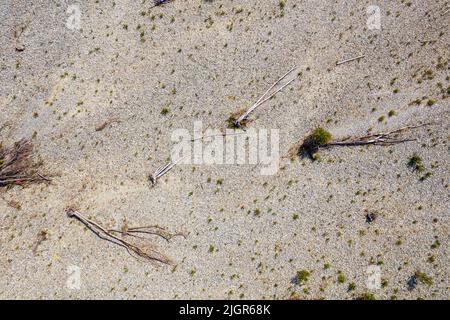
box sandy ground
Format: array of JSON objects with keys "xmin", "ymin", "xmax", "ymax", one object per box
[{"xmin": 0, "ymin": 0, "xmax": 449, "ymax": 299}]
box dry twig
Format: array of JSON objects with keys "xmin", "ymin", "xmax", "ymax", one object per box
[
  {"xmin": 95, "ymin": 118, "xmax": 121, "ymax": 132},
  {"xmin": 336, "ymin": 55, "xmax": 365, "ymax": 66},
  {"xmin": 150, "ymin": 130, "xmax": 249, "ymax": 185},
  {"xmin": 67, "ymin": 208, "xmax": 182, "ymax": 264},
  {"xmin": 32, "ymin": 230, "xmax": 48, "ymax": 255},
  {"xmin": 190, "ymin": 130, "xmax": 248, "ymax": 142}
]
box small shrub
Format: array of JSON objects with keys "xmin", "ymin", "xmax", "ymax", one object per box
[
  {"xmin": 347, "ymin": 282, "xmax": 356, "ymax": 291},
  {"xmin": 337, "ymin": 274, "xmax": 347, "ymax": 284},
  {"xmin": 420, "ymin": 172, "xmax": 432, "ymax": 181},
  {"xmin": 296, "ymin": 270, "xmax": 310, "ymax": 284},
  {"xmin": 430, "ymin": 239, "xmax": 440, "ymax": 249},
  {"xmin": 299, "ymin": 128, "xmax": 332, "ymax": 159},
  {"xmin": 357, "ymin": 292, "xmax": 376, "ymax": 300},
  {"xmin": 407, "ymin": 154, "xmax": 424, "ymax": 172},
  {"xmin": 227, "ymin": 109, "xmax": 249, "ymax": 129},
  {"xmin": 310, "ymin": 128, "xmax": 332, "ymax": 145}
]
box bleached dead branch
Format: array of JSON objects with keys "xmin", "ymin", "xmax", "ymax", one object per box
[
  {"xmin": 336, "ymin": 55, "xmax": 365, "ymax": 66},
  {"xmin": 67, "ymin": 208, "xmax": 183, "ymax": 265},
  {"xmin": 232, "ymin": 66, "xmax": 297, "ymax": 128},
  {"xmin": 324, "ymin": 124, "xmax": 431, "ymax": 148}
]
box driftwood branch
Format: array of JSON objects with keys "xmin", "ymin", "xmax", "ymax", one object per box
[
  {"xmin": 324, "ymin": 124, "xmax": 431, "ymax": 148},
  {"xmin": 295, "ymin": 123, "xmax": 433, "ymax": 160},
  {"xmin": 232, "ymin": 66, "xmax": 297, "ymax": 128},
  {"xmin": 109, "ymin": 223, "xmax": 186, "ymax": 242},
  {"xmin": 150, "ymin": 66, "xmax": 298, "ymax": 185},
  {"xmin": 149, "ymin": 155, "xmax": 188, "ymax": 185},
  {"xmin": 67, "ymin": 208, "xmax": 184, "ymax": 265}
]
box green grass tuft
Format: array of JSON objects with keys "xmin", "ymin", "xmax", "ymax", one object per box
[
  {"xmin": 415, "ymin": 271, "xmax": 433, "ymax": 286},
  {"xmin": 296, "ymin": 270, "xmax": 310, "ymax": 284}
]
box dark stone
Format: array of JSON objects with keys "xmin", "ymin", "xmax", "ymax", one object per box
[
  {"xmin": 154, "ymin": 0, "xmax": 169, "ymax": 6},
  {"xmin": 366, "ymin": 213, "xmax": 376, "ymax": 223},
  {"xmin": 407, "ymin": 275, "xmax": 418, "ymax": 291}
]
